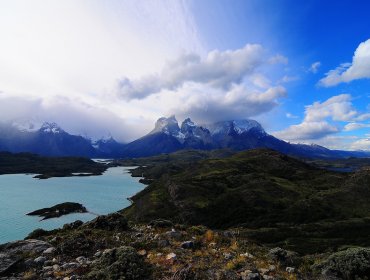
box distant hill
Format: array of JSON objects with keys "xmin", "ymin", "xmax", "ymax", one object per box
[{"xmin": 0, "ymin": 151, "xmax": 107, "ymax": 178}]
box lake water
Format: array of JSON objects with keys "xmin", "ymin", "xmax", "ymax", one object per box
[{"xmin": 0, "ymin": 167, "xmax": 144, "ymax": 244}]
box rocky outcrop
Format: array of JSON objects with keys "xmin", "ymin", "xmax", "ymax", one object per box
[{"xmin": 0, "ymin": 239, "xmax": 50, "ymax": 276}]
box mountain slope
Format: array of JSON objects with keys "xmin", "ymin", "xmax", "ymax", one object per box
[
  {"xmin": 124, "ymin": 148, "xmax": 370, "ymax": 228},
  {"xmin": 0, "ymin": 122, "xmax": 124, "ymax": 157}
]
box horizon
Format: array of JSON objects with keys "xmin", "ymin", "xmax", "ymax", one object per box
[{"xmin": 0, "ymin": 0, "xmax": 369, "ymax": 150}]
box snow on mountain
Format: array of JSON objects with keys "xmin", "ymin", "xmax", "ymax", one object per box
[
  {"xmin": 232, "ymin": 120, "xmax": 266, "ymax": 135},
  {"xmin": 40, "ymin": 122, "xmax": 64, "ymax": 134},
  {"xmin": 150, "ymin": 115, "xmax": 186, "ymax": 142},
  {"xmin": 206, "ymin": 119, "xmax": 266, "ymax": 136}
]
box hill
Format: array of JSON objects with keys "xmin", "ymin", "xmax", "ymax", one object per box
[
  {"xmin": 123, "ymin": 149, "xmax": 370, "ymax": 253},
  {"xmin": 0, "ymin": 151, "xmax": 107, "ymax": 178}
]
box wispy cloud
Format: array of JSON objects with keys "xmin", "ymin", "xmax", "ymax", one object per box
[{"xmin": 308, "ymin": 61, "xmax": 321, "ymax": 73}]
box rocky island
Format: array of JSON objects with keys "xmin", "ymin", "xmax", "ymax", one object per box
[{"xmin": 27, "ymin": 202, "xmax": 88, "ymax": 220}]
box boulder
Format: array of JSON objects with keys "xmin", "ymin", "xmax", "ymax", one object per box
[
  {"xmin": 181, "ymin": 241, "xmax": 194, "ymax": 249},
  {"xmin": 267, "ymin": 247, "xmax": 300, "ymax": 267},
  {"xmin": 0, "ymin": 239, "xmax": 50, "ymax": 276}
]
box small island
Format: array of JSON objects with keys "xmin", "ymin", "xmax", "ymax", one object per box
[{"xmin": 26, "ymin": 202, "xmax": 87, "ymax": 220}]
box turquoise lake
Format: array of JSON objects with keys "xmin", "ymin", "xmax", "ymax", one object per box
[{"xmin": 0, "ymin": 167, "xmax": 144, "ymax": 244}]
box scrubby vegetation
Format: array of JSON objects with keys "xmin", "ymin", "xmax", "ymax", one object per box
[{"xmin": 123, "ymin": 149, "xmax": 370, "ymax": 253}]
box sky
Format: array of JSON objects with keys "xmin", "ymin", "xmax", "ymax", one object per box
[{"xmin": 0, "ymin": 0, "xmax": 369, "ymax": 150}]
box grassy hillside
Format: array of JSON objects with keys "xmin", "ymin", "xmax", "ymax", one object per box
[{"xmin": 123, "ymin": 148, "xmax": 370, "ymax": 253}]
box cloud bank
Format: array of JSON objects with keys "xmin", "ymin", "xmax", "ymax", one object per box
[{"xmin": 116, "ymin": 44, "xmax": 267, "ymax": 100}]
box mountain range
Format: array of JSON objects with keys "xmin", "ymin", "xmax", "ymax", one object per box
[{"xmin": 0, "ymin": 117, "xmax": 369, "ymax": 159}]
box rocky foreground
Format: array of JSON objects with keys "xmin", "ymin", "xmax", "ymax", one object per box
[{"xmin": 1, "ymin": 213, "xmax": 370, "ymax": 280}]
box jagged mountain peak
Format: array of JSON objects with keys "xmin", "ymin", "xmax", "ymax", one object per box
[
  {"xmin": 150, "ymin": 115, "xmax": 181, "ymax": 136},
  {"xmin": 206, "ymin": 119, "xmax": 266, "ymax": 136},
  {"xmin": 40, "ymin": 122, "xmax": 64, "ymax": 134}
]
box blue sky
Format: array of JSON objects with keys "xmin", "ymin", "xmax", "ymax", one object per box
[{"xmin": 0, "ymin": 0, "xmax": 369, "ymax": 149}]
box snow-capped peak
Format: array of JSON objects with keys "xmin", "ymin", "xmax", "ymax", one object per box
[
  {"xmin": 182, "ymin": 118, "xmax": 196, "ymax": 127},
  {"xmin": 150, "ymin": 115, "xmax": 180, "ymax": 135},
  {"xmin": 232, "ymin": 120, "xmax": 265, "ymax": 135},
  {"xmin": 40, "ymin": 122, "xmax": 63, "ymax": 134},
  {"xmin": 207, "ymin": 119, "xmax": 266, "ymax": 136}
]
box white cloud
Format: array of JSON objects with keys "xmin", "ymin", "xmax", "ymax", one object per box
[
  {"xmin": 273, "ymin": 121, "xmax": 338, "ymax": 141},
  {"xmin": 344, "ymin": 122, "xmax": 370, "ymax": 131},
  {"xmin": 269, "ymin": 54, "xmax": 289, "ymax": 65},
  {"xmin": 350, "ymin": 138, "xmax": 370, "ymax": 151},
  {"xmin": 280, "ymin": 75, "xmax": 299, "ymax": 83},
  {"xmin": 0, "ymin": 0, "xmax": 208, "ymax": 141},
  {"xmin": 173, "ymin": 84, "xmax": 287, "ymax": 123},
  {"xmin": 0, "ymin": 95, "xmax": 136, "ymax": 142},
  {"xmin": 286, "ymin": 113, "xmax": 298, "ymax": 119},
  {"xmin": 308, "ymin": 61, "xmax": 321, "ymax": 73},
  {"xmin": 304, "ymin": 94, "xmax": 358, "ymax": 122},
  {"xmin": 319, "ymin": 39, "xmax": 370, "ymax": 86},
  {"xmin": 274, "ymin": 94, "xmax": 369, "ymax": 143},
  {"xmin": 116, "ymin": 44, "xmax": 266, "ymax": 100}
]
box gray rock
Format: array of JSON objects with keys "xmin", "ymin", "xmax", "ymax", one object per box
[
  {"xmin": 286, "ymin": 266, "xmax": 295, "ymax": 273},
  {"xmin": 0, "ymin": 239, "xmax": 50, "ymax": 255},
  {"xmin": 181, "ymin": 241, "xmax": 194, "ymax": 249},
  {"xmin": 267, "ymin": 247, "xmax": 300, "ymax": 267},
  {"xmin": 43, "ymin": 247, "xmax": 56, "ymax": 254},
  {"xmin": 223, "ymin": 252, "xmax": 233, "ymax": 260},
  {"xmin": 34, "ymin": 256, "xmax": 47, "ymax": 264},
  {"xmin": 157, "ymin": 239, "xmax": 170, "ymax": 248},
  {"xmin": 53, "ymin": 264, "xmax": 60, "ymax": 271},
  {"xmin": 247, "ymin": 272, "xmax": 260, "ymax": 280},
  {"xmin": 0, "ymin": 239, "xmax": 51, "ymax": 274},
  {"xmin": 0, "ymin": 253, "xmax": 19, "ymax": 275},
  {"xmin": 42, "ymin": 265, "xmax": 53, "ymax": 272},
  {"xmin": 44, "ymin": 260, "xmax": 53, "ymax": 266},
  {"xmin": 259, "ymin": 268, "xmax": 269, "ymax": 274},
  {"xmin": 166, "ymin": 252, "xmax": 177, "ymax": 261},
  {"xmin": 94, "ymin": 251, "xmax": 102, "ymax": 258},
  {"xmin": 24, "ymin": 258, "xmax": 35, "ymax": 268},
  {"xmin": 76, "ymin": 256, "xmax": 88, "ymax": 265},
  {"xmin": 165, "ymin": 229, "xmax": 182, "ymax": 239},
  {"xmin": 61, "ymin": 262, "xmax": 80, "ymax": 270}
]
